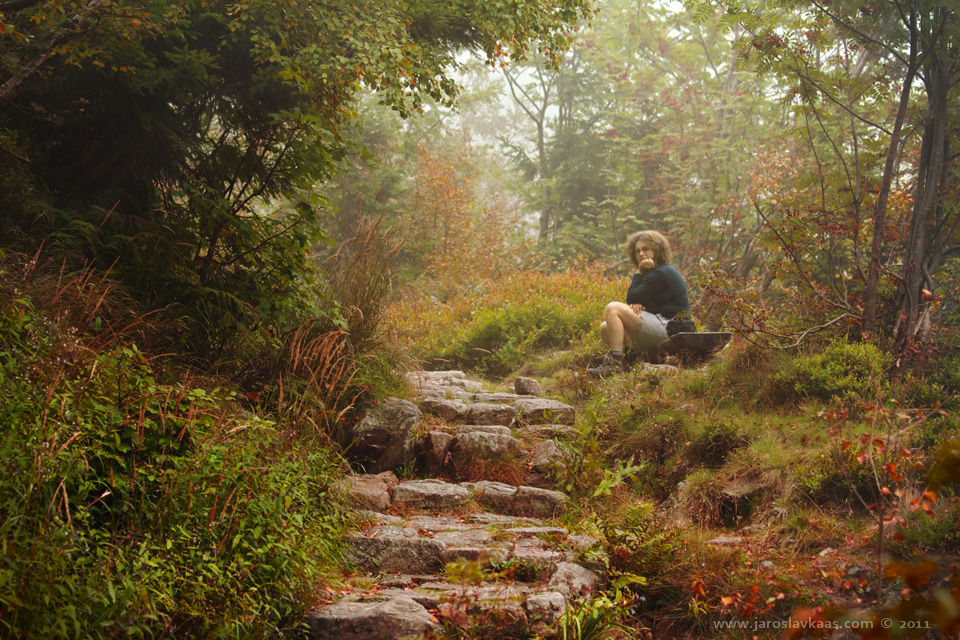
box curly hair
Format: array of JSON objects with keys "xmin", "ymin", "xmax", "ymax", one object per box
[{"xmin": 625, "ymin": 230, "xmax": 672, "ymax": 267}]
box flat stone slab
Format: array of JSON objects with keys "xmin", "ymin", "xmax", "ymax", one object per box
[
  {"xmin": 366, "ymin": 525, "xmax": 418, "ymax": 538},
  {"xmin": 510, "ymin": 546, "xmax": 566, "ymax": 571},
  {"xmin": 345, "ymin": 534, "xmax": 445, "ymax": 574},
  {"xmin": 392, "ymin": 480, "xmax": 471, "ymax": 510},
  {"xmin": 436, "ymin": 584, "xmax": 529, "ymax": 625},
  {"xmin": 334, "ymin": 473, "xmax": 398, "ymax": 512},
  {"xmin": 504, "ymin": 526, "xmax": 568, "ymax": 538},
  {"xmin": 405, "ymin": 516, "xmax": 471, "ymax": 532},
  {"xmin": 374, "ymin": 588, "xmax": 445, "ymax": 610},
  {"xmin": 418, "ymin": 388, "xmax": 474, "ymax": 401},
  {"xmin": 462, "ymin": 481, "xmax": 568, "ymax": 518},
  {"xmin": 407, "ymin": 371, "xmax": 484, "ymax": 393},
  {"xmin": 433, "ymin": 529, "xmax": 495, "ymax": 546},
  {"xmin": 441, "ymin": 546, "xmax": 509, "ymax": 565},
  {"xmin": 707, "ymin": 535, "xmax": 743, "ymax": 546},
  {"xmin": 417, "ymin": 397, "xmax": 469, "ymax": 422},
  {"xmin": 309, "ymin": 596, "xmax": 438, "ymax": 640},
  {"xmin": 457, "ymin": 425, "xmax": 513, "ymax": 436},
  {"xmin": 465, "ymin": 402, "xmax": 517, "ymax": 426},
  {"xmin": 524, "ymin": 425, "xmax": 576, "ymax": 438},
  {"xmin": 378, "ymin": 575, "xmax": 417, "ymax": 588},
  {"xmin": 471, "ymin": 392, "xmax": 529, "ymax": 403},
  {"xmin": 356, "ymin": 511, "xmax": 404, "ymax": 526},
  {"xmin": 451, "ymin": 431, "xmax": 521, "ymax": 461},
  {"xmin": 512, "ymin": 398, "xmax": 575, "ymax": 425},
  {"xmin": 465, "ymin": 513, "xmax": 544, "ymax": 527},
  {"xmin": 547, "ymin": 562, "xmax": 602, "ymax": 601}
]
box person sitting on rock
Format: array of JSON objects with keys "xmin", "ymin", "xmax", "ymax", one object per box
[{"xmin": 587, "ymin": 230, "xmax": 693, "ymax": 377}]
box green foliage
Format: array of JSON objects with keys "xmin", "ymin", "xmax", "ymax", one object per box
[
  {"xmin": 683, "ymin": 418, "xmax": 752, "ymax": 468},
  {"xmin": 0, "ymin": 0, "xmax": 593, "ymax": 362},
  {"xmin": 258, "ymin": 217, "xmax": 410, "ymax": 441},
  {"xmin": 773, "ymin": 340, "xmax": 892, "ymax": 405},
  {"xmin": 387, "ymin": 264, "xmax": 619, "ymax": 377},
  {"xmin": 934, "ymin": 353, "xmax": 960, "ymax": 399},
  {"xmin": 0, "ymin": 290, "xmax": 347, "ymax": 638},
  {"xmin": 553, "ymin": 590, "xmax": 636, "ymax": 640},
  {"xmin": 687, "ymin": 342, "xmax": 793, "ymax": 408},
  {"xmin": 892, "ymin": 496, "xmax": 960, "ymax": 558},
  {"xmin": 601, "ymin": 503, "xmax": 676, "ymax": 584}
]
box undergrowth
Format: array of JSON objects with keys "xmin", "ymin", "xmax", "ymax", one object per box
[
  {"xmin": 0, "ymin": 252, "xmax": 354, "ymax": 638},
  {"xmin": 385, "ymin": 263, "xmax": 619, "ymax": 377}
]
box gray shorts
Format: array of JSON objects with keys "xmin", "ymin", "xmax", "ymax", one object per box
[{"xmin": 633, "ymin": 311, "xmax": 669, "ymax": 350}]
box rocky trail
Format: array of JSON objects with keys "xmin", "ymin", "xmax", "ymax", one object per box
[{"xmin": 308, "ymin": 371, "xmax": 606, "ymax": 640}]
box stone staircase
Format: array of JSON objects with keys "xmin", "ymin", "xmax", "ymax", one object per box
[{"xmin": 308, "ymin": 371, "xmax": 604, "ymax": 640}]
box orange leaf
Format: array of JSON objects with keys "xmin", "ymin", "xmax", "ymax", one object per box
[{"xmin": 884, "ymin": 560, "xmax": 938, "ymax": 590}]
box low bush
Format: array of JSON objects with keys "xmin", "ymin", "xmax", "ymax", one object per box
[
  {"xmin": 601, "ymin": 502, "xmax": 677, "ymax": 583},
  {"xmin": 892, "ymin": 496, "xmax": 960, "ymax": 558},
  {"xmin": 773, "ymin": 340, "xmax": 892, "ymax": 406},
  {"xmin": 0, "ymin": 269, "xmax": 347, "ymax": 638},
  {"xmin": 683, "ymin": 418, "xmax": 752, "ymax": 468}
]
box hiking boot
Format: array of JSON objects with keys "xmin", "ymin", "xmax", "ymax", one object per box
[{"xmin": 586, "ymin": 352, "xmax": 626, "ymax": 378}]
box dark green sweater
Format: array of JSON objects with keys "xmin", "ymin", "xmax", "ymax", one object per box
[{"xmin": 626, "ymin": 264, "xmax": 690, "ymax": 319}]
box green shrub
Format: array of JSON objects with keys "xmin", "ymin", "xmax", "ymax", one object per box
[
  {"xmin": 934, "ymin": 353, "xmax": 960, "ymax": 404},
  {"xmin": 601, "ymin": 503, "xmax": 677, "ymax": 587},
  {"xmin": 0, "ymin": 293, "xmax": 346, "ymax": 638},
  {"xmin": 773, "ymin": 340, "xmax": 892, "ymax": 406},
  {"xmin": 892, "ymin": 496, "xmax": 960, "ymax": 558},
  {"xmin": 683, "ymin": 418, "xmax": 752, "ymax": 468}
]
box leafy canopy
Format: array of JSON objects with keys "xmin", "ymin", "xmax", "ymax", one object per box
[{"xmin": 0, "ymin": 0, "xmax": 593, "ymax": 358}]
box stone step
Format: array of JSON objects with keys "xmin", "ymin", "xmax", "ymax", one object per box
[
  {"xmin": 417, "ymin": 394, "xmax": 576, "ymax": 427},
  {"xmin": 343, "ymin": 509, "xmax": 601, "ymax": 575},
  {"xmin": 461, "ymin": 481, "xmax": 568, "ymax": 519},
  {"xmin": 338, "ymin": 476, "xmax": 571, "ymax": 518},
  {"xmin": 422, "ymin": 424, "xmax": 569, "ymax": 486},
  {"xmin": 309, "ymin": 596, "xmax": 438, "ymax": 640},
  {"xmin": 310, "ymin": 564, "xmax": 598, "ymax": 640},
  {"xmin": 317, "ymin": 371, "xmax": 597, "ymax": 639}
]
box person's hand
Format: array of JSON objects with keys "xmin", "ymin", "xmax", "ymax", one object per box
[
  {"xmin": 629, "ymin": 304, "xmax": 644, "ymax": 316},
  {"xmin": 637, "ymin": 258, "xmax": 655, "ymax": 274}
]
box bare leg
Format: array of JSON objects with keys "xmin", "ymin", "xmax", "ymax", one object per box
[{"xmin": 599, "ymin": 302, "xmax": 643, "ymax": 351}]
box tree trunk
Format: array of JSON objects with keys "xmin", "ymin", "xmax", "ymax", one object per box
[
  {"xmin": 895, "ymin": 39, "xmax": 950, "ymax": 351},
  {"xmin": 862, "ymin": 6, "xmax": 917, "ymax": 338}
]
